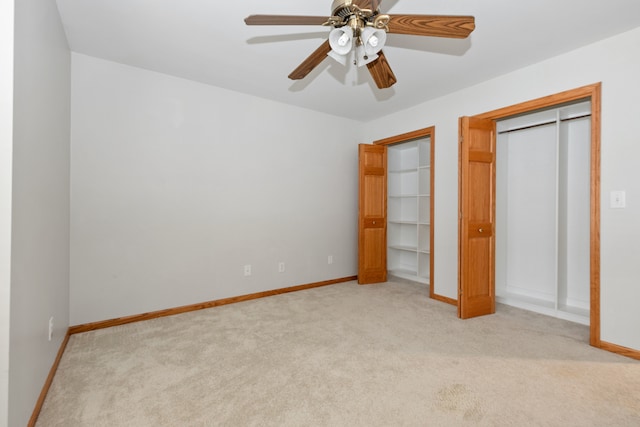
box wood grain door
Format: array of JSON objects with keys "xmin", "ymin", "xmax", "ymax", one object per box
[
  {"xmin": 358, "ymin": 144, "xmax": 387, "ymax": 284},
  {"xmin": 458, "ymin": 117, "xmax": 496, "ymax": 318}
]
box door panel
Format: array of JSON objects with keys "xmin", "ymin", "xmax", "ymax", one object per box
[
  {"xmin": 459, "ymin": 117, "xmax": 496, "ymax": 318},
  {"xmin": 358, "ymin": 144, "xmax": 387, "ymax": 284}
]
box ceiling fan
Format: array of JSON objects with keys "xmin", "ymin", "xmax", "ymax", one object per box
[{"xmin": 245, "ymin": 0, "xmax": 475, "ymax": 89}]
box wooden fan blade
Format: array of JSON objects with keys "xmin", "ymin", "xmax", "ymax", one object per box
[
  {"xmin": 245, "ymin": 15, "xmax": 329, "ymax": 26},
  {"xmin": 367, "ymin": 51, "xmax": 397, "ymax": 89},
  {"xmin": 387, "ymin": 15, "xmax": 475, "ymax": 38},
  {"xmin": 288, "ymin": 40, "xmax": 332, "ymax": 80}
]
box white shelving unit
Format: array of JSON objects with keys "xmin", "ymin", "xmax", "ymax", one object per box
[{"xmin": 387, "ymin": 138, "xmax": 430, "ymax": 284}]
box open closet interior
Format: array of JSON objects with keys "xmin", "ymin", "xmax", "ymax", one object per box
[
  {"xmin": 496, "ymin": 100, "xmax": 591, "ymax": 325},
  {"xmin": 386, "ymin": 136, "xmax": 431, "ymax": 284}
]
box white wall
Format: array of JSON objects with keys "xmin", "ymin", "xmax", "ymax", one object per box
[
  {"xmin": 362, "ymin": 27, "xmax": 640, "ymax": 351},
  {"xmin": 70, "ymin": 54, "xmax": 361, "ymax": 325},
  {"xmin": 0, "ymin": 0, "xmax": 15, "ymax": 423},
  {"xmin": 9, "ymin": 0, "xmax": 71, "ymax": 425},
  {"xmin": 497, "ymin": 123, "xmax": 558, "ymax": 302}
]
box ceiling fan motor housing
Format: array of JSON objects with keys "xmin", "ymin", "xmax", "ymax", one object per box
[
  {"xmin": 330, "ymin": 0, "xmax": 388, "ymax": 34},
  {"xmin": 332, "ymin": 0, "xmax": 378, "ymax": 19},
  {"xmin": 332, "ymin": 0, "xmax": 356, "ymax": 18}
]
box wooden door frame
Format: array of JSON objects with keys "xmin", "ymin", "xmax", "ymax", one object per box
[
  {"xmin": 465, "ymin": 83, "xmax": 601, "ymax": 347},
  {"xmin": 373, "ymin": 127, "xmax": 438, "ymax": 301}
]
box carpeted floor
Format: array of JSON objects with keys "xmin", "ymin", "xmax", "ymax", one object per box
[{"xmin": 36, "ymin": 280, "xmax": 640, "ymax": 426}]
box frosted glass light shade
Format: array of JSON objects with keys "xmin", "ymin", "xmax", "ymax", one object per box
[
  {"xmin": 328, "ymin": 49, "xmax": 354, "ymax": 66},
  {"xmin": 361, "ymin": 27, "xmax": 386, "ymax": 56},
  {"xmin": 329, "ymin": 27, "xmax": 354, "ymax": 55}
]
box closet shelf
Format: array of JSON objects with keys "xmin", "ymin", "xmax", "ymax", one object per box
[
  {"xmin": 389, "ymin": 267, "xmax": 418, "ymax": 276},
  {"xmin": 388, "ymin": 220, "xmax": 430, "ymax": 225},
  {"xmin": 389, "ymin": 244, "xmax": 418, "ymax": 252},
  {"xmin": 389, "ymin": 269, "xmax": 429, "ymax": 284},
  {"xmin": 389, "ymin": 168, "xmax": 418, "ymax": 174},
  {"xmin": 389, "ymin": 194, "xmax": 420, "ymax": 198}
]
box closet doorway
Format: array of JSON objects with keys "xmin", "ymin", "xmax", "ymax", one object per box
[
  {"xmin": 458, "ymin": 83, "xmax": 601, "ymax": 346},
  {"xmin": 496, "ymin": 100, "xmax": 591, "ymax": 325},
  {"xmin": 358, "ymin": 127, "xmax": 437, "ymax": 299}
]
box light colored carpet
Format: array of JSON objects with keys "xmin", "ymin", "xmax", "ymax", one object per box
[{"xmin": 37, "ymin": 280, "xmax": 640, "ymax": 426}]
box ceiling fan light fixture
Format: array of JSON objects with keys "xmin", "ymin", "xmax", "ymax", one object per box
[
  {"xmin": 328, "ymin": 26, "xmax": 354, "ymax": 55},
  {"xmin": 360, "ymin": 26, "xmax": 386, "ymax": 56},
  {"xmin": 244, "ymin": 1, "xmax": 475, "ymax": 89}
]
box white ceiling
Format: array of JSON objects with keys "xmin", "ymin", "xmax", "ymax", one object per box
[{"xmin": 56, "ymin": 0, "xmax": 640, "ymax": 122}]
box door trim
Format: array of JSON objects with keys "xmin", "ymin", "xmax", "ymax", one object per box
[
  {"xmin": 374, "ymin": 127, "xmax": 439, "ymax": 301},
  {"xmin": 466, "ymin": 83, "xmax": 601, "ymax": 347}
]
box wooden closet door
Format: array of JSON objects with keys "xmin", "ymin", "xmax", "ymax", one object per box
[
  {"xmin": 458, "ymin": 117, "xmax": 496, "ymax": 318},
  {"xmin": 358, "ymin": 144, "xmax": 387, "ymax": 284}
]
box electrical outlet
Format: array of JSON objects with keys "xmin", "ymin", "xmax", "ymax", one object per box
[
  {"xmin": 328, "ymin": 255, "xmax": 334, "ymax": 265},
  {"xmin": 278, "ymin": 262, "xmax": 285, "ymax": 273},
  {"xmin": 48, "ymin": 317, "xmax": 54, "ymax": 341},
  {"xmin": 244, "ymin": 265, "xmax": 252, "ymax": 276}
]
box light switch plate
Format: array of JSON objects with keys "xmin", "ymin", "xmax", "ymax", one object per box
[{"xmin": 610, "ymin": 190, "xmax": 626, "ymax": 209}]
